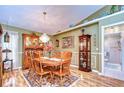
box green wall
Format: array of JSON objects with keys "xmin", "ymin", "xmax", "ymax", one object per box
[
  {"xmin": 53, "ymin": 27, "xmax": 82, "ymax": 52},
  {"xmin": 1, "ymin": 24, "xmax": 41, "ymax": 68},
  {"xmin": 84, "ymin": 23, "xmax": 99, "ymax": 70},
  {"xmin": 53, "ymin": 23, "xmax": 99, "ymax": 70}
]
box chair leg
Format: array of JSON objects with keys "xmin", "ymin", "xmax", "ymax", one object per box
[
  {"xmin": 67, "ymin": 74, "xmax": 71, "ymax": 83},
  {"xmin": 60, "ymin": 76, "xmax": 63, "ymax": 86},
  {"xmin": 32, "ymin": 72, "xmax": 37, "ymax": 81},
  {"xmin": 27, "ymin": 69, "xmax": 31, "ymax": 77},
  {"xmin": 40, "ymin": 76, "xmax": 43, "ymax": 87},
  {"xmin": 50, "ymin": 72, "xmax": 53, "ymax": 84}
]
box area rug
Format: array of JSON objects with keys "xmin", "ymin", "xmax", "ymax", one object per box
[{"xmin": 23, "ymin": 71, "xmax": 79, "ymax": 87}]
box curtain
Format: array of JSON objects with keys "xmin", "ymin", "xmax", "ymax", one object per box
[{"xmin": 2, "ymin": 31, "xmax": 19, "ymax": 69}]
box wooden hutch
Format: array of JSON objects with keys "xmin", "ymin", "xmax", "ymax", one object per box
[
  {"xmin": 79, "ymin": 34, "xmax": 91, "ymax": 72},
  {"xmin": 22, "ymin": 33, "xmax": 43, "ymax": 69}
]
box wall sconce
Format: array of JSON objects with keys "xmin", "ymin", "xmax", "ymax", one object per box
[
  {"xmin": 4, "ymin": 32, "xmax": 10, "ymax": 43},
  {"xmin": 0, "ymin": 25, "xmax": 3, "ymax": 36},
  {"xmin": 81, "ymin": 29, "xmax": 85, "ymax": 35}
]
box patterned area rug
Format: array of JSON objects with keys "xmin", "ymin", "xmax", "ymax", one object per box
[{"xmin": 23, "ymin": 71, "xmax": 79, "ymax": 87}]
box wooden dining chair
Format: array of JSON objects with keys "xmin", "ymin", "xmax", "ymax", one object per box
[
  {"xmin": 52, "ymin": 59, "xmax": 71, "ymax": 86},
  {"xmin": 52, "ymin": 51, "xmax": 72, "ymax": 86},
  {"xmin": 32, "ymin": 50, "xmax": 52, "ymax": 86},
  {"xmin": 61, "ymin": 51, "xmax": 72, "ymax": 61},
  {"xmin": 51, "ymin": 51, "xmax": 61, "ymax": 59},
  {"xmin": 26, "ymin": 49, "xmax": 36, "ymax": 79}
]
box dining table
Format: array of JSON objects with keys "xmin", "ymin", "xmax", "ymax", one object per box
[
  {"xmin": 41, "ymin": 57, "xmax": 64, "ymax": 84},
  {"xmin": 40, "ymin": 57, "xmax": 71, "ymax": 85},
  {"xmin": 41, "ymin": 57, "xmax": 63, "ymax": 67}
]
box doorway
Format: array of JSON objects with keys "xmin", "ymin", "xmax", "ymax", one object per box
[{"xmin": 102, "ymin": 22, "xmax": 124, "ymax": 81}]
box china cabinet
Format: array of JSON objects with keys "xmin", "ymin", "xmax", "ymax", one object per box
[
  {"xmin": 22, "ymin": 34, "xmax": 43, "ymax": 69},
  {"xmin": 79, "ymin": 34, "xmax": 91, "ymax": 72}
]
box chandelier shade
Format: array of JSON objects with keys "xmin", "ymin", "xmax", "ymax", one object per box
[{"xmin": 40, "ymin": 33, "xmax": 50, "ymax": 43}]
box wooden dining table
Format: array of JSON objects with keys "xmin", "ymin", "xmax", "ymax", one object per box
[{"xmin": 41, "ymin": 57, "xmax": 63, "ymax": 67}]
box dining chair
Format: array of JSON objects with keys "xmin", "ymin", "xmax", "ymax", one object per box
[
  {"xmin": 52, "ymin": 51, "xmax": 72, "ymax": 86},
  {"xmin": 26, "ymin": 49, "xmax": 36, "ymax": 79},
  {"xmin": 51, "ymin": 51, "xmax": 61, "ymax": 59},
  {"xmin": 32, "ymin": 50, "xmax": 52, "ymax": 86},
  {"xmin": 52, "ymin": 59, "xmax": 71, "ymax": 86},
  {"xmin": 61, "ymin": 51, "xmax": 72, "ymax": 61}
]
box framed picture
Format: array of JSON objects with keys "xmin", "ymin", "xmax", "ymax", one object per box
[{"xmin": 62, "ymin": 36, "xmax": 74, "ymax": 48}]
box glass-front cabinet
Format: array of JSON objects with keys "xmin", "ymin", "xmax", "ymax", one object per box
[{"xmin": 79, "ymin": 34, "xmax": 91, "ymax": 72}]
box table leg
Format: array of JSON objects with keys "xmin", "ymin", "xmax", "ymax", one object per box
[{"xmin": 11, "ymin": 60, "xmax": 13, "ymax": 72}]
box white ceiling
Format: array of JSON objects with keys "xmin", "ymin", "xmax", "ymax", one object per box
[{"xmin": 0, "ymin": 5, "xmax": 104, "ymax": 35}]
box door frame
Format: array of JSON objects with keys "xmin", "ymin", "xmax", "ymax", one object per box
[{"xmin": 101, "ymin": 21, "xmax": 124, "ymax": 75}]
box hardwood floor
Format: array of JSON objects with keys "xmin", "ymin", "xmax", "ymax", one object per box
[
  {"xmin": 71, "ymin": 68, "xmax": 124, "ymax": 87},
  {"xmin": 2, "ymin": 70, "xmax": 28, "ymax": 87},
  {"xmin": 2, "ymin": 67, "xmax": 124, "ymax": 87}
]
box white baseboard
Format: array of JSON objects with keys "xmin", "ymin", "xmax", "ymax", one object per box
[
  {"xmin": 98, "ymin": 72, "xmax": 103, "ymax": 75},
  {"xmin": 13, "ymin": 66, "xmax": 22, "ymax": 70},
  {"xmin": 70, "ymin": 64, "xmax": 104, "ymax": 76},
  {"xmin": 70, "ymin": 65, "xmax": 78, "ymax": 68},
  {"xmin": 92, "ymin": 69, "xmax": 97, "ymax": 72},
  {"xmin": 92, "ymin": 69, "xmax": 99, "ymax": 73}
]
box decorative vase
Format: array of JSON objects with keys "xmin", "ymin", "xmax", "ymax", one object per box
[{"xmin": 48, "ymin": 52, "xmax": 51, "ymax": 58}]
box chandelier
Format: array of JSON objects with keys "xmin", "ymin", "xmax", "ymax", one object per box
[
  {"xmin": 39, "ymin": 12, "xmax": 50, "ymax": 43},
  {"xmin": 40, "ymin": 33, "xmax": 50, "ymax": 43}
]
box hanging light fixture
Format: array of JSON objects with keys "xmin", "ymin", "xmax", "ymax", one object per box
[
  {"xmin": 39, "ymin": 12, "xmax": 50, "ymax": 43},
  {"xmin": 40, "ymin": 33, "xmax": 50, "ymax": 43}
]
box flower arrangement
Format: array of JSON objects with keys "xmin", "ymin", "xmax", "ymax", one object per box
[
  {"xmin": 44, "ymin": 41, "xmax": 54, "ymax": 57},
  {"xmin": 45, "ymin": 44, "xmax": 53, "ymax": 52}
]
